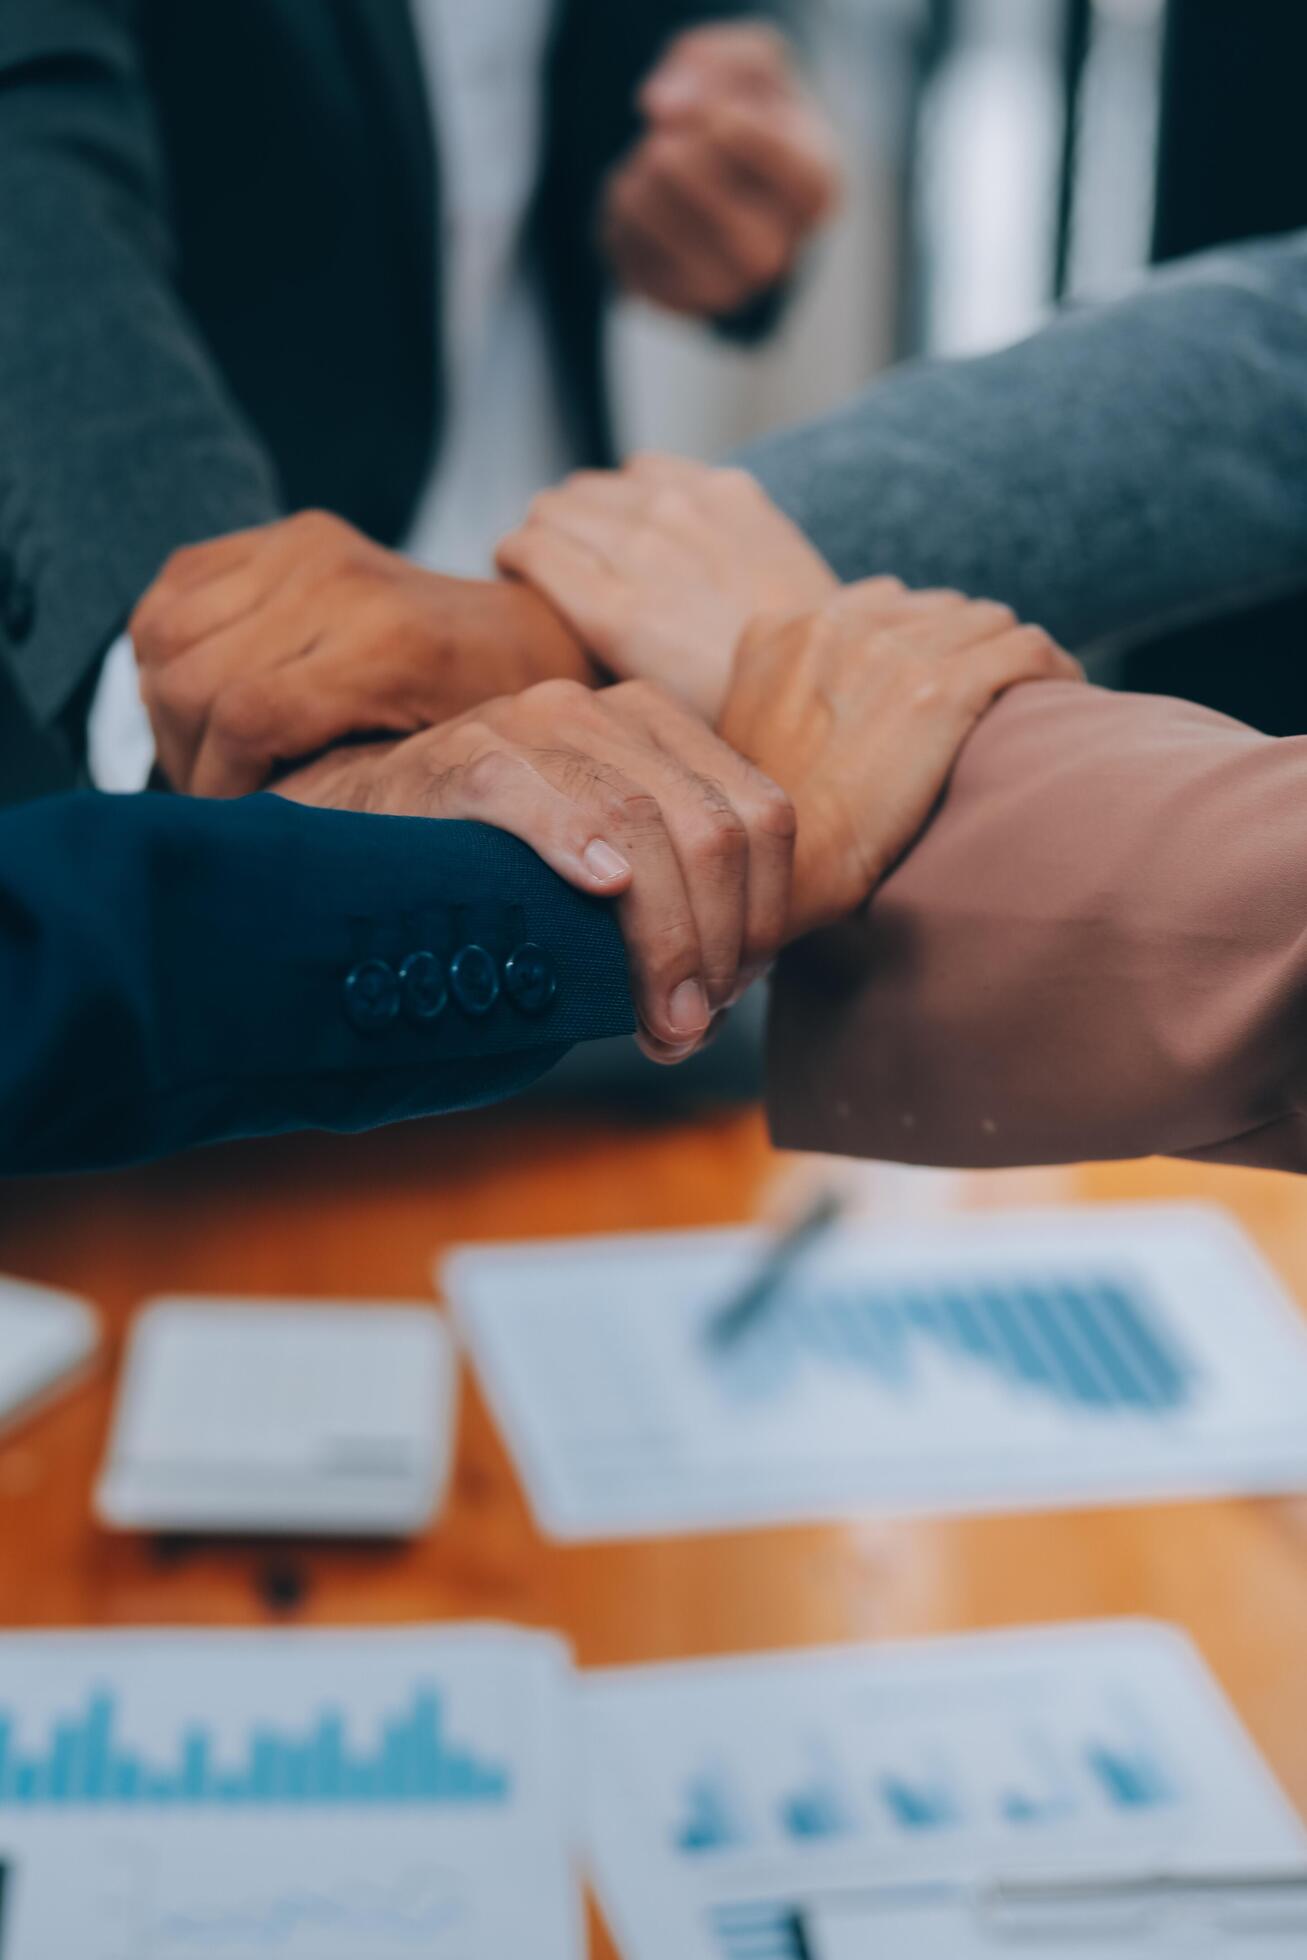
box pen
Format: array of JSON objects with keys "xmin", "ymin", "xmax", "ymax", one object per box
[{"xmin": 706, "ymin": 1185, "xmax": 847, "ymax": 1348}]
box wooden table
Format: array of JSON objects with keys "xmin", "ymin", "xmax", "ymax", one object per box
[{"xmin": 4, "ymin": 1104, "xmax": 1307, "ymax": 1954}]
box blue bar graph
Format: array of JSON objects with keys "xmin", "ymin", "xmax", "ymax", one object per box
[
  {"xmin": 1086, "ymin": 1736, "xmax": 1175, "ymax": 1811},
  {"xmin": 717, "ymin": 1266, "xmax": 1194, "ymax": 1415},
  {"xmin": 676, "ymin": 1767, "xmax": 749, "ymax": 1853},
  {"xmin": 0, "ymin": 1683, "xmax": 509, "ymax": 1809},
  {"xmin": 878, "ymin": 1766, "xmax": 962, "ymax": 1832},
  {"xmin": 780, "ymin": 1762, "xmax": 853, "ymax": 1841}
]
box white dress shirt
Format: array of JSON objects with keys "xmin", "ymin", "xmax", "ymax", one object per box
[{"xmin": 89, "ymin": 0, "xmax": 572, "ymax": 791}]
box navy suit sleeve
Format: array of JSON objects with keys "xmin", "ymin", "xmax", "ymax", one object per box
[{"xmin": 0, "ymin": 792, "xmax": 634, "ymax": 1175}]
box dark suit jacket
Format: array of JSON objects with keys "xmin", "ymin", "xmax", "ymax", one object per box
[
  {"xmin": 0, "ymin": 791, "xmax": 632, "ymax": 1175},
  {"xmin": 0, "ymin": 0, "xmax": 786, "ymax": 796}
]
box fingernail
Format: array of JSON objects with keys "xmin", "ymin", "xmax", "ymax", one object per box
[
  {"xmin": 668, "ymin": 977, "xmax": 709, "ymax": 1035},
  {"xmin": 583, "ymin": 839, "xmax": 631, "ymax": 884}
]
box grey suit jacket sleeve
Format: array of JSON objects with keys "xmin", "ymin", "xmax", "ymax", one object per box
[
  {"xmin": 739, "ymin": 232, "xmax": 1307, "ymax": 655},
  {"xmin": 766, "ymin": 681, "xmax": 1307, "ymax": 1174},
  {"xmin": 0, "ymin": 0, "xmax": 280, "ymax": 732}
]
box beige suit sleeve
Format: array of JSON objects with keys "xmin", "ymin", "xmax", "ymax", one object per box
[{"xmin": 766, "ymin": 681, "xmax": 1307, "ymax": 1172}]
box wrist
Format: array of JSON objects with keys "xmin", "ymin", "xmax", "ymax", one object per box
[{"xmin": 494, "ymin": 579, "xmax": 602, "ymax": 691}]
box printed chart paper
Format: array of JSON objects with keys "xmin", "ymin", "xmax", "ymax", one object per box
[
  {"xmin": 447, "ymin": 1205, "xmax": 1307, "ymax": 1539},
  {"xmin": 0, "ymin": 1626, "xmax": 578, "ymax": 1960},
  {"xmin": 582, "ymin": 1621, "xmax": 1304, "ymax": 1960}
]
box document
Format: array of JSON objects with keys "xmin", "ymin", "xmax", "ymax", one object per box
[
  {"xmin": 96, "ymin": 1297, "xmax": 457, "ymax": 1536},
  {"xmin": 581, "ymin": 1621, "xmax": 1304, "ymax": 1960},
  {"xmin": 446, "ymin": 1204, "xmax": 1307, "ymax": 1539},
  {"xmin": 0, "ymin": 1625, "xmax": 578, "ymax": 1960}
]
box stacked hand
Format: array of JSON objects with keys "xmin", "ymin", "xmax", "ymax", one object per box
[
  {"xmin": 499, "ymin": 455, "xmax": 1083, "ymax": 936},
  {"xmin": 131, "ymin": 461, "xmax": 1082, "ymax": 1066},
  {"xmin": 276, "ymin": 679, "xmax": 796, "ymax": 1064},
  {"xmin": 600, "ymin": 24, "xmax": 841, "ymax": 319},
  {"xmin": 132, "ymin": 511, "xmax": 597, "ymax": 797}
]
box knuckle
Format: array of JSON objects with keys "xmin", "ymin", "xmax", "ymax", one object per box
[
  {"xmin": 649, "ymin": 487, "xmax": 694, "ymax": 527},
  {"xmin": 1008, "ymin": 622, "xmax": 1059, "ymax": 665},
  {"xmin": 210, "ymin": 676, "xmax": 277, "ymax": 751},
  {"xmin": 964, "ymin": 598, "xmax": 1017, "ymax": 634},
  {"xmin": 527, "ymin": 675, "xmax": 592, "ymax": 718},
  {"xmin": 710, "ymin": 465, "xmax": 760, "ymax": 505},
  {"xmin": 602, "ymin": 785, "xmax": 663, "ymax": 833},
  {"xmin": 460, "ymin": 747, "xmax": 519, "ymax": 802},
  {"xmin": 744, "ymin": 773, "xmax": 798, "ymax": 841}
]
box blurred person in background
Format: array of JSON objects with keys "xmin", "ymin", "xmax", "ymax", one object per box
[{"xmin": 0, "ymin": 0, "xmax": 841, "ymax": 802}]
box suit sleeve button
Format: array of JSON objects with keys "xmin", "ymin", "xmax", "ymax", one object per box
[
  {"xmin": 343, "ymin": 958, "xmax": 400, "ymax": 1032},
  {"xmin": 449, "ymin": 943, "xmax": 500, "ymax": 1016},
  {"xmin": 398, "ymin": 949, "xmax": 448, "ymax": 1023},
  {"xmin": 504, "ymin": 943, "xmax": 557, "ymax": 1015}
]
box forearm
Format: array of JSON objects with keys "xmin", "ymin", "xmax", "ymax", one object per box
[
  {"xmin": 740, "ymin": 233, "xmax": 1307, "ymax": 654},
  {"xmin": 767, "ymin": 680, "xmax": 1307, "ymax": 1172}
]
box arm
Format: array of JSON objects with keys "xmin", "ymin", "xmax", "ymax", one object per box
[
  {"xmin": 766, "ymin": 681, "xmax": 1307, "ymax": 1173},
  {"xmin": 0, "ymin": 791, "xmax": 631, "ymax": 1177},
  {"xmin": 0, "ymin": 0, "xmax": 279, "ymax": 739},
  {"xmin": 739, "ymin": 232, "xmax": 1307, "ymax": 653}
]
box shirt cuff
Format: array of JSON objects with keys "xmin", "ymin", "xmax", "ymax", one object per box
[{"xmin": 87, "ymin": 634, "xmax": 156, "ymax": 793}]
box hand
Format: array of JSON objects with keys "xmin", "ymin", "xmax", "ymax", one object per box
[
  {"xmin": 719, "ymin": 579, "xmax": 1085, "ymax": 939},
  {"xmin": 497, "ymin": 454, "xmax": 838, "ymax": 718},
  {"xmin": 131, "ymin": 511, "xmax": 596, "ymax": 797},
  {"xmin": 601, "ymin": 22, "xmax": 841, "ymax": 319},
  {"xmin": 277, "ymin": 678, "xmax": 796, "ymax": 1063}
]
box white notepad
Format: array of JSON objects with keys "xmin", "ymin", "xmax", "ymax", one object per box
[
  {"xmin": 447, "ymin": 1203, "xmax": 1307, "ymax": 1540},
  {"xmin": 96, "ymin": 1297, "xmax": 457, "ymax": 1536},
  {"xmin": 0, "ymin": 1275, "xmax": 100, "ymax": 1438}
]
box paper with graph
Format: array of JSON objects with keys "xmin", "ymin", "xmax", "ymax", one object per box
[
  {"xmin": 582, "ymin": 1621, "xmax": 1305, "ymax": 1960},
  {"xmin": 447, "ymin": 1204, "xmax": 1307, "ymax": 1539},
  {"xmin": 0, "ymin": 1626, "xmax": 578, "ymax": 1960}
]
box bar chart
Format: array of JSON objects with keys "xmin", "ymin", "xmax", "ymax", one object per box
[
  {"xmin": 670, "ymin": 1685, "xmax": 1181, "ymax": 1879},
  {"xmin": 0, "ymin": 1682, "xmax": 510, "ymax": 1809},
  {"xmin": 717, "ymin": 1267, "xmax": 1196, "ymax": 1415}
]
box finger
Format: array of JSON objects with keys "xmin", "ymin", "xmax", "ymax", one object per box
[
  {"xmin": 603, "ymin": 163, "xmax": 742, "ymax": 314},
  {"xmin": 495, "ymin": 526, "xmax": 634, "ymax": 664},
  {"xmin": 888, "ymin": 596, "xmax": 1022, "ymax": 660},
  {"xmin": 508, "ymin": 494, "xmax": 655, "ymax": 579},
  {"xmin": 185, "ymin": 609, "xmax": 453, "ymax": 800},
  {"xmin": 574, "ymin": 769, "xmax": 710, "ymax": 1046},
  {"xmin": 634, "ymin": 696, "xmax": 796, "ymax": 990},
  {"xmin": 623, "ymin": 131, "xmax": 795, "ymax": 295},
  {"xmin": 700, "ymin": 96, "xmax": 839, "ymax": 227},
  {"xmin": 427, "ymin": 748, "xmax": 636, "ymax": 896},
  {"xmin": 949, "ymin": 624, "xmax": 1085, "ymax": 712},
  {"xmin": 641, "ymin": 23, "xmax": 793, "ymax": 116},
  {"xmin": 625, "ymin": 452, "xmax": 718, "ymax": 489},
  {"xmin": 135, "ymin": 525, "xmax": 272, "ymax": 606},
  {"xmin": 132, "ymin": 562, "xmax": 280, "ymax": 671},
  {"xmin": 140, "ymin": 590, "xmax": 321, "ymax": 789}
]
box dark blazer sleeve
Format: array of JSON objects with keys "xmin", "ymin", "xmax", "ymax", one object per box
[
  {"xmin": 0, "ymin": 0, "xmax": 280, "ymax": 736},
  {"xmin": 0, "ymin": 792, "xmax": 634, "ymax": 1176},
  {"xmin": 766, "ymin": 682, "xmax": 1307, "ymax": 1174},
  {"xmin": 739, "ymin": 232, "xmax": 1307, "ymax": 656}
]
